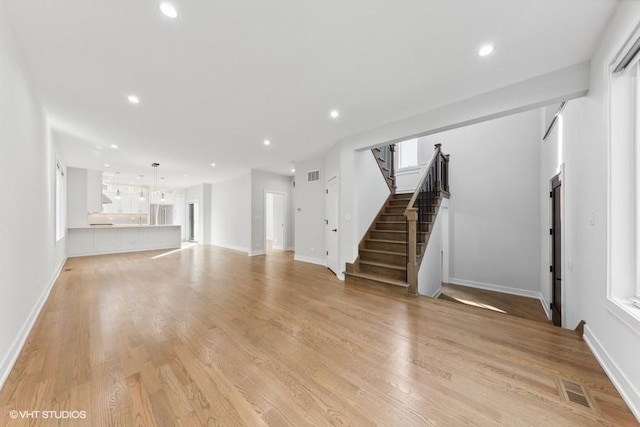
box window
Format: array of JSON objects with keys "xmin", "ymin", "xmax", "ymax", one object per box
[
  {"xmin": 607, "ymin": 32, "xmax": 640, "ymax": 327},
  {"xmin": 397, "ymin": 138, "xmax": 418, "ymax": 169},
  {"xmin": 55, "ymin": 160, "xmax": 65, "ymax": 241}
]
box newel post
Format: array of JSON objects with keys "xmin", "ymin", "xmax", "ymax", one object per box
[
  {"xmin": 406, "ymin": 207, "xmax": 418, "ymax": 296},
  {"xmin": 434, "ymin": 143, "xmax": 442, "ymax": 194},
  {"xmin": 389, "ymin": 144, "xmax": 397, "ymax": 194}
]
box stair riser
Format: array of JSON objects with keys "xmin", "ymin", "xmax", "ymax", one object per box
[
  {"xmin": 360, "ymin": 251, "xmax": 406, "ymax": 265},
  {"xmin": 385, "ymin": 207, "xmax": 407, "ymax": 214},
  {"xmin": 376, "ymin": 222, "xmax": 406, "ymax": 231},
  {"xmin": 389, "ymin": 199, "xmax": 411, "ymax": 207},
  {"xmin": 393, "ymin": 193, "xmax": 413, "ymax": 200},
  {"xmin": 366, "ymin": 240, "xmax": 406, "ymax": 252},
  {"xmin": 381, "ymin": 214, "xmax": 406, "ymax": 222},
  {"xmin": 370, "ymin": 230, "xmax": 407, "ymax": 241},
  {"xmin": 361, "ymin": 264, "xmax": 406, "ymax": 281},
  {"xmin": 345, "ymin": 275, "xmax": 408, "ymax": 296}
]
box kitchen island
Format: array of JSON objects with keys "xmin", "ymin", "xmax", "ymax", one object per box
[{"xmin": 67, "ymin": 224, "xmax": 182, "ymax": 257}]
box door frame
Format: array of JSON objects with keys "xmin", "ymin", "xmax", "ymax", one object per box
[
  {"xmin": 264, "ymin": 189, "xmax": 288, "ymax": 254},
  {"xmin": 325, "ymin": 173, "xmax": 340, "ymax": 277},
  {"xmin": 550, "ymin": 171, "xmax": 564, "ymax": 326},
  {"xmin": 187, "ymin": 200, "xmax": 199, "ymax": 242}
]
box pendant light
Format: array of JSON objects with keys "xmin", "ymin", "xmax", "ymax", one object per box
[
  {"xmin": 115, "ymin": 172, "xmax": 121, "ymax": 200},
  {"xmin": 160, "ymin": 177, "xmax": 166, "ymax": 202},
  {"xmin": 152, "ymin": 163, "xmax": 160, "ymax": 202},
  {"xmin": 138, "ymin": 175, "xmax": 145, "ymax": 201}
]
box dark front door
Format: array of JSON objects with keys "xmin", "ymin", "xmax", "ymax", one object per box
[
  {"xmin": 188, "ymin": 203, "xmax": 195, "ymax": 241},
  {"xmin": 551, "ymin": 174, "xmax": 562, "ymax": 326}
]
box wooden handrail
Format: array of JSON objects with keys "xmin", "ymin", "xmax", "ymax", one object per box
[
  {"xmin": 405, "ymin": 144, "xmax": 441, "ymax": 213},
  {"xmin": 404, "ymin": 143, "xmax": 447, "ymax": 296}
]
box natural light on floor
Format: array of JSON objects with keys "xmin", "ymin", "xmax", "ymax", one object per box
[
  {"xmin": 151, "ymin": 242, "xmax": 198, "ymax": 259},
  {"xmin": 449, "ymin": 297, "xmax": 507, "ymax": 314}
]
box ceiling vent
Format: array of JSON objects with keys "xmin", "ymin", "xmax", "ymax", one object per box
[{"xmin": 308, "ymin": 170, "xmax": 320, "ymax": 182}]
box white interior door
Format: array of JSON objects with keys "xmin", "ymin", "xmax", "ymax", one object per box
[
  {"xmin": 272, "ymin": 193, "xmax": 285, "ymax": 250},
  {"xmin": 326, "ymin": 176, "xmax": 339, "ymax": 275}
]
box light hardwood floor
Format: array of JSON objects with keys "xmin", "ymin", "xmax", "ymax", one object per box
[
  {"xmin": 0, "ymin": 246, "xmax": 637, "ymax": 426},
  {"xmin": 439, "ymin": 283, "xmax": 551, "ymax": 324}
]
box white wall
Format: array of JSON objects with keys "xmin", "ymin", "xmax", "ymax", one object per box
[
  {"xmin": 67, "ymin": 167, "xmax": 88, "ymax": 228},
  {"xmin": 210, "ymin": 174, "xmax": 251, "ymax": 252},
  {"xmin": 421, "ymin": 110, "xmax": 542, "ymax": 296},
  {"xmin": 418, "ymin": 200, "xmax": 449, "ymax": 297},
  {"xmin": 354, "ymin": 150, "xmax": 391, "ymax": 243},
  {"xmin": 294, "ymin": 157, "xmax": 326, "ymax": 266},
  {"xmin": 546, "ymin": 3, "xmax": 640, "ymax": 418},
  {"xmin": 250, "ymin": 170, "xmax": 293, "ymax": 256},
  {"xmin": 0, "ymin": 2, "xmax": 67, "ymax": 387}
]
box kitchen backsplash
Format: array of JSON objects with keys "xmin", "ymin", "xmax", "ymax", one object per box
[{"xmin": 88, "ymin": 213, "xmax": 149, "ymax": 225}]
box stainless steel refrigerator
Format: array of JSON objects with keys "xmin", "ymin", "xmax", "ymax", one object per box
[{"xmin": 150, "ymin": 204, "xmax": 174, "ymax": 225}]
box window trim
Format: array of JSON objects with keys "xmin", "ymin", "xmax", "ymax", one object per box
[{"xmin": 605, "ymin": 24, "xmax": 640, "ymax": 335}]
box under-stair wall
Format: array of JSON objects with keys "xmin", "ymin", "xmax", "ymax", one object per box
[{"xmin": 418, "ymin": 198, "xmax": 449, "ymax": 297}]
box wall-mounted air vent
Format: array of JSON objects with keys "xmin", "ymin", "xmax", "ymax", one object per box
[{"xmin": 308, "ymin": 170, "xmax": 320, "ymax": 182}]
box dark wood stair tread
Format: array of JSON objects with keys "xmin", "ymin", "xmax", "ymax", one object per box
[
  {"xmin": 366, "ymin": 238, "xmax": 424, "ymax": 245},
  {"xmin": 359, "ymin": 260, "xmax": 407, "ymax": 271},
  {"xmin": 344, "ymin": 272, "xmax": 409, "ymax": 288},
  {"xmin": 360, "ymin": 248, "xmax": 406, "ymax": 256}
]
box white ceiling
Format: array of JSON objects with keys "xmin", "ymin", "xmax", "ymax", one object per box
[{"xmin": 4, "ymin": 0, "xmax": 617, "ymax": 188}]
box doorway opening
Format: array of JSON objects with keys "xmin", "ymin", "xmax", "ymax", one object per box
[
  {"xmin": 265, "ymin": 191, "xmax": 286, "ymax": 254},
  {"xmin": 551, "ymin": 173, "xmax": 562, "ymax": 326},
  {"xmin": 187, "ymin": 201, "xmax": 199, "ymax": 242}
]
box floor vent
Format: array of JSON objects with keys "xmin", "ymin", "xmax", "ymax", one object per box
[{"xmin": 560, "ymin": 379, "xmax": 591, "ymax": 409}]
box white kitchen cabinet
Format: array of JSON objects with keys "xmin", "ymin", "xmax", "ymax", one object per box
[{"xmin": 67, "ymin": 167, "xmax": 105, "ymax": 226}]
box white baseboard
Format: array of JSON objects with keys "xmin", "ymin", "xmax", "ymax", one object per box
[
  {"xmin": 449, "ymin": 277, "xmax": 550, "ymax": 318},
  {"xmin": 539, "ymin": 293, "xmax": 552, "ymax": 320},
  {"xmin": 211, "ymin": 243, "xmax": 249, "ymax": 254},
  {"xmin": 249, "ymin": 250, "xmax": 266, "ymax": 257},
  {"xmin": 294, "ymin": 255, "xmax": 326, "ymax": 267},
  {"xmin": 0, "ymin": 257, "xmax": 67, "ymax": 390},
  {"xmin": 431, "ymin": 286, "xmax": 443, "ymax": 299},
  {"xmin": 583, "ymin": 325, "xmax": 640, "ymax": 422}
]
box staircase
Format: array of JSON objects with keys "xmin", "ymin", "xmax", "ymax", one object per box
[
  {"xmin": 345, "ymin": 143, "xmax": 449, "ymax": 296},
  {"xmin": 372, "ymin": 145, "xmax": 396, "ymax": 192}
]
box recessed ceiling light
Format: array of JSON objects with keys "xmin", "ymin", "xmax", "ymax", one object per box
[
  {"xmin": 104, "ymin": 163, "xmax": 110, "ymax": 167},
  {"xmin": 291, "ymin": 168, "xmax": 296, "ymax": 173},
  {"xmin": 111, "ymin": 144, "xmax": 119, "ymax": 149},
  {"xmin": 330, "ymin": 110, "xmax": 340, "ymax": 119},
  {"xmin": 211, "ymin": 163, "xmax": 216, "ymax": 167},
  {"xmin": 478, "ymin": 44, "xmax": 494, "ymax": 57},
  {"xmin": 160, "ymin": 2, "xmax": 178, "ymax": 19},
  {"xmin": 264, "ymin": 139, "xmax": 271, "ymax": 146},
  {"xmin": 184, "ymin": 174, "xmax": 188, "ymax": 178},
  {"xmin": 127, "ymin": 95, "xmax": 140, "ymax": 104}
]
